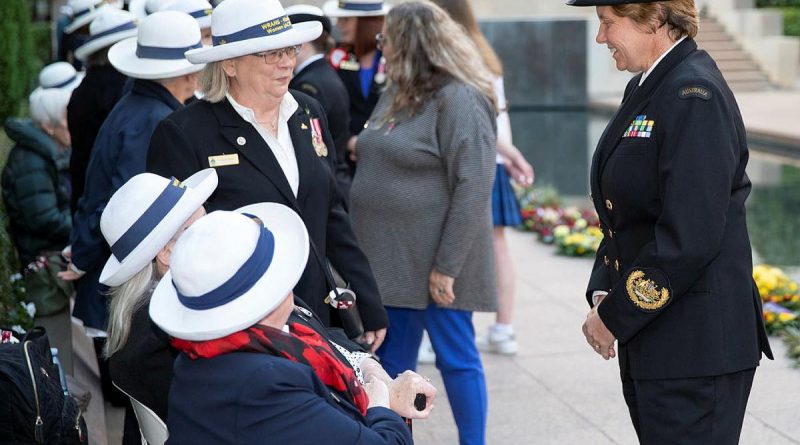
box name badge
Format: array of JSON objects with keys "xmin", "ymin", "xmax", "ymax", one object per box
[
  {"xmin": 208, "ymin": 153, "xmax": 239, "ymax": 167},
  {"xmin": 339, "ymin": 60, "xmax": 360, "ymax": 71}
]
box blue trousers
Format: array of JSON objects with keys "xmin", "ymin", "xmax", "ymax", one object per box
[{"xmin": 377, "ymin": 305, "xmax": 487, "ymax": 445}]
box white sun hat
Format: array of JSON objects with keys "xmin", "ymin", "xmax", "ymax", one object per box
[
  {"xmin": 149, "ymin": 203, "xmax": 310, "ymax": 341},
  {"xmin": 108, "ymin": 10, "xmax": 206, "ymax": 80},
  {"xmin": 184, "ymin": 0, "xmax": 322, "ymax": 64},
  {"xmin": 33, "ymin": 62, "xmax": 84, "ymax": 96},
  {"xmin": 129, "ymin": 0, "xmax": 169, "ymax": 19},
  {"xmin": 160, "ymin": 0, "xmax": 213, "ymax": 30},
  {"xmin": 285, "ymin": 4, "xmax": 332, "ymax": 34},
  {"xmin": 65, "ymin": 0, "xmax": 115, "ymax": 34},
  {"xmin": 74, "ymin": 8, "xmax": 139, "ymax": 62},
  {"xmin": 322, "ymin": 0, "xmax": 390, "ymax": 18},
  {"xmin": 99, "ymin": 169, "xmax": 218, "ymax": 287}
]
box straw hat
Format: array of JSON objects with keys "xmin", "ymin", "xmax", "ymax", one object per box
[
  {"xmin": 65, "ymin": 0, "xmax": 113, "ymax": 34},
  {"xmin": 99, "ymin": 169, "xmax": 218, "ymax": 287},
  {"xmin": 184, "ymin": 0, "xmax": 321, "ymax": 64},
  {"xmin": 74, "ymin": 8, "xmax": 139, "ymax": 61},
  {"xmin": 149, "ymin": 203, "xmax": 310, "ymax": 341},
  {"xmin": 108, "ymin": 10, "xmax": 206, "ymax": 79},
  {"xmin": 160, "ymin": 0, "xmax": 213, "ymax": 30},
  {"xmin": 33, "ymin": 62, "xmax": 84, "ymax": 96},
  {"xmin": 322, "ymin": 0, "xmax": 390, "ymax": 18}
]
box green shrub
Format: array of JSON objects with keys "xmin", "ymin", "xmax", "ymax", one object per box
[
  {"xmin": 757, "ymin": 0, "xmax": 800, "ymax": 7},
  {"xmin": 30, "ymin": 21, "xmax": 52, "ymax": 74},
  {"xmin": 782, "ymin": 7, "xmax": 800, "ymax": 36},
  {"xmin": 0, "ymin": 0, "xmax": 36, "ymax": 122}
]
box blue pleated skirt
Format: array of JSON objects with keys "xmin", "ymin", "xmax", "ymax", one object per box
[{"xmin": 492, "ymin": 164, "xmax": 522, "ymax": 227}]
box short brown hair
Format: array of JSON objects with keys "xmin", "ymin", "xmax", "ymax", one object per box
[
  {"xmin": 353, "ymin": 16, "xmax": 384, "ymax": 58},
  {"xmin": 612, "ymin": 0, "xmax": 698, "ymax": 40}
]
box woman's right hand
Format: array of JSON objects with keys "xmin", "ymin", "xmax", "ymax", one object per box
[
  {"xmin": 364, "ymin": 377, "xmax": 390, "ymax": 409},
  {"xmin": 387, "ymin": 371, "xmax": 437, "ymax": 419}
]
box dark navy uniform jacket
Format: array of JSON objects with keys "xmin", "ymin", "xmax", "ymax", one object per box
[
  {"xmin": 290, "ymin": 57, "xmax": 353, "ymax": 197},
  {"xmin": 146, "ymin": 91, "xmax": 388, "ymax": 332},
  {"xmin": 586, "ymin": 38, "xmax": 773, "ymax": 380}
]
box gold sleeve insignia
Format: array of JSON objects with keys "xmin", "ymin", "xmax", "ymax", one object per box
[{"xmin": 626, "ymin": 270, "xmax": 670, "ymax": 311}]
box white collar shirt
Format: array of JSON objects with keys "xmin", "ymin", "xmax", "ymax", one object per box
[
  {"xmin": 639, "ymin": 35, "xmax": 687, "ymax": 86},
  {"xmin": 226, "ymin": 92, "xmax": 300, "ymax": 197}
]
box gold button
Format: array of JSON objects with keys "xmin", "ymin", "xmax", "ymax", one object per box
[
  {"xmin": 614, "ymin": 260, "xmax": 620, "ymax": 271},
  {"xmin": 605, "ymin": 199, "xmax": 613, "ymax": 210},
  {"xmin": 604, "ymin": 256, "xmax": 610, "ymax": 266},
  {"xmin": 608, "ymin": 229, "xmax": 613, "ymax": 238}
]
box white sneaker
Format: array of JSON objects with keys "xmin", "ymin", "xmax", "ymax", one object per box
[
  {"xmin": 417, "ymin": 336, "xmax": 436, "ymax": 364},
  {"xmin": 477, "ymin": 329, "xmax": 518, "ymax": 356}
]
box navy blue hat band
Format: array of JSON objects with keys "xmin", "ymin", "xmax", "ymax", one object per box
[
  {"xmin": 176, "ymin": 225, "xmax": 275, "ymax": 311},
  {"xmin": 50, "ymin": 75, "xmax": 78, "ymax": 89},
  {"xmin": 111, "ymin": 178, "xmax": 187, "ymax": 262},
  {"xmin": 72, "ymin": 6, "xmax": 96, "ymax": 19},
  {"xmin": 136, "ymin": 41, "xmax": 202, "ymax": 59},
  {"xmin": 338, "ymin": 1, "xmax": 383, "ymax": 11},
  {"xmin": 189, "ymin": 8, "xmax": 213, "ymax": 19},
  {"xmin": 87, "ymin": 21, "xmax": 137, "ymax": 43},
  {"xmin": 212, "ymin": 15, "xmax": 292, "ymax": 46}
]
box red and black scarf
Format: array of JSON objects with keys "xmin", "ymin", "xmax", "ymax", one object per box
[{"xmin": 171, "ymin": 323, "xmax": 368, "ymax": 415}]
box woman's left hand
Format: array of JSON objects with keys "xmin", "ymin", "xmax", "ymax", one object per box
[{"xmin": 429, "ymin": 269, "xmax": 455, "ymax": 305}]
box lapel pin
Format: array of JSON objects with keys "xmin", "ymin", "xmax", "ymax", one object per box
[
  {"xmin": 236, "ymin": 136, "xmax": 246, "ymax": 146},
  {"xmin": 300, "ymin": 123, "xmax": 308, "ymax": 130}
]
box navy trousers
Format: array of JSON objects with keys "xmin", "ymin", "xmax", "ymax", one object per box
[{"xmin": 377, "ymin": 305, "xmax": 487, "ymax": 445}]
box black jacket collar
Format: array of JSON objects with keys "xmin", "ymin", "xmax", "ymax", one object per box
[{"xmin": 131, "ymin": 79, "xmax": 184, "ymax": 111}]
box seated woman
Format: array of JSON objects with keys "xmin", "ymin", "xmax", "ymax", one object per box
[
  {"xmin": 149, "ymin": 203, "xmax": 434, "ymax": 444},
  {"xmin": 99, "ymin": 168, "xmax": 218, "ymax": 422}
]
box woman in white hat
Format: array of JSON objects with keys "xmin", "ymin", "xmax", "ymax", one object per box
[
  {"xmin": 323, "ymin": 0, "xmax": 389, "ymax": 179},
  {"xmin": 151, "ymin": 204, "xmax": 429, "ymax": 444},
  {"xmin": 160, "ymin": 0, "xmax": 214, "ymax": 44},
  {"xmin": 67, "ymin": 8, "xmax": 138, "ymax": 213},
  {"xmin": 60, "ymin": 0, "xmax": 122, "ymax": 69},
  {"xmin": 64, "ymin": 11, "xmax": 206, "ymax": 335},
  {"xmin": 96, "ymin": 169, "xmax": 216, "ymax": 426},
  {"xmin": 33, "ymin": 62, "xmax": 85, "ymax": 95},
  {"xmin": 146, "ymin": 0, "xmax": 389, "ymax": 352}
]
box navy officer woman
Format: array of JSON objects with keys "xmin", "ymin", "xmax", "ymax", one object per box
[{"xmin": 569, "ymin": 0, "xmax": 773, "ymax": 443}]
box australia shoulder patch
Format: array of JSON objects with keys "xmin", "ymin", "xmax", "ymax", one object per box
[
  {"xmin": 299, "ymin": 83, "xmax": 319, "ymax": 96},
  {"xmin": 678, "ymin": 85, "xmax": 712, "ymax": 100},
  {"xmin": 625, "ymin": 268, "xmax": 671, "ymax": 312}
]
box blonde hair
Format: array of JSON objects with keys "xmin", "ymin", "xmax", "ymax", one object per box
[
  {"xmin": 200, "ymin": 61, "xmax": 230, "ymax": 103},
  {"xmin": 382, "ymin": 1, "xmax": 496, "ymax": 120},
  {"xmin": 430, "ymin": 0, "xmax": 502, "ymax": 76},
  {"xmin": 612, "ymin": 0, "xmax": 698, "ymax": 40},
  {"xmin": 104, "ymin": 262, "xmax": 157, "ymax": 357}
]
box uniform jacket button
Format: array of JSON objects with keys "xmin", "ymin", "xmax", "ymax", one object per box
[
  {"xmin": 604, "ymin": 256, "xmax": 610, "ymax": 266},
  {"xmin": 614, "ymin": 260, "xmax": 620, "ymax": 271},
  {"xmin": 605, "ymin": 199, "xmax": 613, "ymax": 210}
]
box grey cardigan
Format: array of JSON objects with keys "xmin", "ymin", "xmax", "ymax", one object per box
[{"xmin": 349, "ymin": 81, "xmax": 498, "ymax": 312}]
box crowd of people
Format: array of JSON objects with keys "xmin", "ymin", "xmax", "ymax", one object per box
[{"xmin": 1, "ymin": 0, "xmax": 775, "ymax": 443}]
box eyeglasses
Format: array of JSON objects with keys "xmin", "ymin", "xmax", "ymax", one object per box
[
  {"xmin": 251, "ymin": 45, "xmax": 301, "ymax": 64},
  {"xmin": 375, "ymin": 33, "xmax": 386, "ymax": 51}
]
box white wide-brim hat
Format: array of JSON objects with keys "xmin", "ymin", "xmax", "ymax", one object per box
[
  {"xmin": 184, "ymin": 0, "xmax": 322, "ymax": 64},
  {"xmin": 129, "ymin": 0, "xmax": 168, "ymax": 19},
  {"xmin": 160, "ymin": 0, "xmax": 213, "ymax": 30},
  {"xmin": 99, "ymin": 169, "xmax": 218, "ymax": 287},
  {"xmin": 74, "ymin": 9, "xmax": 139, "ymax": 61},
  {"xmin": 322, "ymin": 0, "xmax": 390, "ymax": 18},
  {"xmin": 31, "ymin": 62, "xmax": 84, "ymax": 96},
  {"xmin": 150, "ymin": 203, "xmax": 310, "ymax": 341},
  {"xmin": 65, "ymin": 0, "xmax": 116, "ymax": 34},
  {"xmin": 108, "ymin": 11, "xmax": 206, "ymax": 79}
]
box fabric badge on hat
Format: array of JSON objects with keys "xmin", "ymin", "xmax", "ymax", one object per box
[
  {"xmin": 213, "ymin": 15, "xmax": 292, "ymax": 46},
  {"xmin": 622, "ymin": 114, "xmax": 654, "ymax": 138}
]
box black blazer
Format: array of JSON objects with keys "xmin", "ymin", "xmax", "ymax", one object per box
[
  {"xmin": 66, "ymin": 64, "xmax": 129, "ymax": 213},
  {"xmin": 290, "ymin": 57, "xmax": 353, "ymax": 197},
  {"xmin": 146, "ymin": 91, "xmax": 388, "ymax": 331},
  {"xmin": 586, "ymin": 38, "xmax": 772, "ymax": 380}
]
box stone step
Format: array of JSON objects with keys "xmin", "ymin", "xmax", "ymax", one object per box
[
  {"xmin": 703, "ymin": 48, "xmax": 752, "ymax": 61},
  {"xmin": 699, "ymin": 21, "xmax": 725, "ymax": 33},
  {"xmin": 696, "ymin": 31, "xmax": 731, "ymax": 42},
  {"xmin": 698, "ymin": 40, "xmax": 742, "ymax": 51},
  {"xmin": 722, "ymin": 70, "xmax": 771, "ymax": 82},
  {"xmin": 716, "ymin": 59, "xmax": 761, "ymax": 71},
  {"xmin": 728, "ymin": 80, "xmax": 775, "ymax": 91}
]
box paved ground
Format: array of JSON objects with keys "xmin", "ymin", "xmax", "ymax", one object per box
[{"xmin": 412, "ymin": 228, "xmax": 800, "ymax": 445}]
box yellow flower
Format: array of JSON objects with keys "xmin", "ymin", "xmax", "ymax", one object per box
[
  {"xmin": 586, "ymin": 226, "xmax": 603, "ymax": 238},
  {"xmin": 765, "ymin": 312, "xmax": 776, "ymax": 323},
  {"xmin": 574, "ymin": 218, "xmax": 588, "ymax": 229},
  {"xmin": 778, "ymin": 312, "xmax": 796, "ymax": 323},
  {"xmin": 554, "ymin": 225, "xmax": 570, "ymax": 238},
  {"xmin": 577, "ymin": 246, "xmax": 586, "ymax": 255},
  {"xmin": 790, "ymin": 282, "xmax": 798, "ymax": 292}
]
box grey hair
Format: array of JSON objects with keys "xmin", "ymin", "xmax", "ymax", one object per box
[
  {"xmin": 200, "ymin": 61, "xmax": 230, "ymax": 103},
  {"xmin": 28, "ymin": 88, "xmax": 72, "ymax": 128},
  {"xmin": 104, "ymin": 262, "xmax": 157, "ymax": 358}
]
